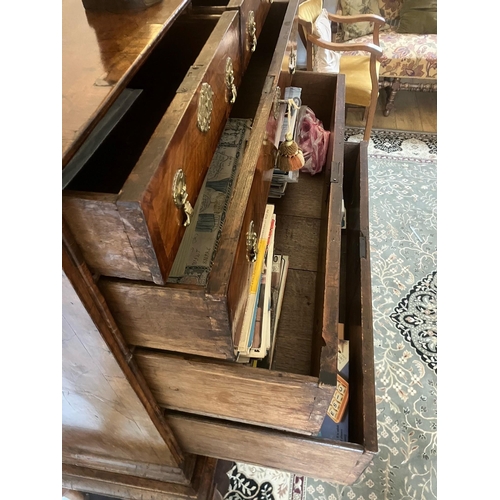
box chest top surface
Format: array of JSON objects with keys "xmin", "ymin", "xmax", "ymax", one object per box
[{"xmin": 62, "ymin": 0, "xmax": 190, "ymax": 164}]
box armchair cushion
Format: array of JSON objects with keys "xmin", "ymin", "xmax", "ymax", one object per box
[
  {"xmin": 377, "ymin": 0, "xmax": 403, "ymax": 25},
  {"xmin": 343, "ymin": 31, "xmax": 437, "ymax": 78},
  {"xmin": 312, "ymin": 9, "xmax": 341, "ymax": 72},
  {"xmin": 397, "ymin": 0, "xmax": 437, "ymax": 34},
  {"xmin": 340, "ymin": 56, "xmax": 380, "ymax": 106},
  {"xmin": 339, "ymin": 0, "xmax": 382, "ymax": 40},
  {"xmin": 298, "ymin": 0, "xmax": 322, "ymax": 24}
]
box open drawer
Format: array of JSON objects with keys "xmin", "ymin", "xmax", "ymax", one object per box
[
  {"xmin": 140, "ymin": 140, "xmax": 377, "ymax": 485},
  {"xmin": 98, "ymin": 0, "xmax": 301, "ymax": 359},
  {"xmin": 63, "ymin": 8, "xmax": 254, "ymax": 285}
]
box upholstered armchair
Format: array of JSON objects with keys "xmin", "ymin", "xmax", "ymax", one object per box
[
  {"xmin": 298, "ymin": 0, "xmax": 384, "ymax": 141},
  {"xmin": 338, "ymin": 0, "xmax": 437, "ymax": 116}
]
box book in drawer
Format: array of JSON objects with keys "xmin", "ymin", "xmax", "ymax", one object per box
[{"xmin": 63, "ymin": 10, "xmax": 245, "ymax": 285}]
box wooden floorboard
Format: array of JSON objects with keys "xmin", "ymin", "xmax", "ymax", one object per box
[{"xmin": 346, "ymin": 89, "xmax": 437, "ymax": 134}]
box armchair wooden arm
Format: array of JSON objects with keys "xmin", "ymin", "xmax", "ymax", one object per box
[
  {"xmin": 327, "ymin": 13, "xmax": 385, "ymax": 25},
  {"xmin": 305, "ymin": 35, "xmax": 383, "ymax": 58}
]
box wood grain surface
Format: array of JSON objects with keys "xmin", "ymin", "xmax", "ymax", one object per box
[
  {"xmin": 342, "ymin": 142, "xmax": 377, "ymax": 453},
  {"xmin": 62, "ymin": 456, "xmax": 218, "ymax": 500},
  {"xmin": 167, "ymin": 413, "xmax": 376, "ymax": 485},
  {"xmin": 62, "ymin": 194, "xmax": 159, "ymax": 282},
  {"xmin": 134, "ymin": 349, "xmax": 334, "ymax": 435},
  {"xmin": 62, "ymin": 0, "xmax": 190, "ymax": 163},
  {"xmin": 207, "ymin": 1, "xmax": 298, "ymax": 353},
  {"xmin": 99, "ymin": 279, "xmax": 234, "ymax": 359},
  {"xmin": 62, "ymin": 220, "xmax": 187, "ymax": 475}
]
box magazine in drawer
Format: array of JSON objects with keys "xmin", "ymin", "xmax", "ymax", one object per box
[{"xmin": 62, "ymin": 10, "xmax": 242, "ymax": 285}]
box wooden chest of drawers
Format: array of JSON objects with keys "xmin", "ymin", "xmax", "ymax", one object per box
[{"xmin": 62, "ymin": 0, "xmax": 377, "ymax": 496}]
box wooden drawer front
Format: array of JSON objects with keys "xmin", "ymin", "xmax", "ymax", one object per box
[
  {"xmin": 134, "ymin": 350, "xmax": 334, "ymax": 435},
  {"xmin": 98, "ymin": 280, "xmax": 235, "ymax": 360},
  {"xmin": 226, "ymin": 116, "xmax": 276, "ymax": 348},
  {"xmin": 167, "ymin": 413, "xmax": 375, "ymax": 485},
  {"xmin": 62, "ymin": 10, "xmax": 242, "ymax": 285}
]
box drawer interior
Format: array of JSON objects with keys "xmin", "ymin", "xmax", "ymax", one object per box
[
  {"xmin": 64, "ymin": 13, "xmax": 220, "ymax": 194},
  {"xmin": 270, "ymin": 145, "xmax": 367, "ymax": 442}
]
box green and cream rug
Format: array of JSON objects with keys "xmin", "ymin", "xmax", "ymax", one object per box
[{"xmin": 223, "ymin": 128, "xmax": 437, "ymax": 500}]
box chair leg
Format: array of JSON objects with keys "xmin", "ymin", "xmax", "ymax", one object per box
[
  {"xmin": 384, "ymin": 78, "xmax": 400, "ymax": 117},
  {"xmin": 363, "ymin": 95, "xmax": 378, "ymax": 141}
]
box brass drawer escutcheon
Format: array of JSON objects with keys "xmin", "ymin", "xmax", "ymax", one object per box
[
  {"xmin": 225, "ymin": 57, "xmax": 237, "ymax": 104},
  {"xmin": 197, "ymin": 82, "xmax": 214, "ymax": 133},
  {"xmin": 172, "ymin": 169, "xmax": 194, "ymax": 227},
  {"xmin": 248, "ymin": 11, "xmax": 257, "ymax": 53},
  {"xmin": 246, "ymin": 220, "xmax": 258, "ymax": 262}
]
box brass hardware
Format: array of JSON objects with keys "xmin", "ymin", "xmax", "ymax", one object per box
[
  {"xmin": 172, "ymin": 169, "xmax": 194, "ymax": 227},
  {"xmin": 225, "ymin": 57, "xmax": 237, "ymax": 104},
  {"xmin": 273, "ymin": 86, "xmax": 281, "ymax": 120},
  {"xmin": 289, "ymin": 48, "xmax": 296, "ymax": 74},
  {"xmin": 246, "ymin": 220, "xmax": 258, "ymax": 262},
  {"xmin": 197, "ymin": 82, "xmax": 213, "ymax": 133},
  {"xmin": 248, "ymin": 11, "xmax": 257, "ymax": 52}
]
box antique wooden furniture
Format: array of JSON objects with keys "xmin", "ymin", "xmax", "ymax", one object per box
[
  {"xmin": 62, "ymin": 0, "xmax": 377, "ymax": 497},
  {"xmin": 296, "ymin": 0, "xmax": 384, "ymax": 141}
]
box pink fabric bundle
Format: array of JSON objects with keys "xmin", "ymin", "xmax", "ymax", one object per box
[{"xmin": 296, "ymin": 107, "xmax": 330, "ymax": 175}]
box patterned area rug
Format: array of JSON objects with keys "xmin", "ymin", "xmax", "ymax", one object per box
[{"xmin": 222, "ymin": 128, "xmax": 437, "ymax": 500}]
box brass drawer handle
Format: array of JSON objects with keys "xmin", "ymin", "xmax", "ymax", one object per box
[
  {"xmin": 225, "ymin": 57, "xmax": 237, "ymax": 104},
  {"xmin": 197, "ymin": 82, "xmax": 213, "ymax": 133},
  {"xmin": 172, "ymin": 169, "xmax": 194, "ymax": 227},
  {"xmin": 248, "ymin": 11, "xmax": 257, "ymax": 52},
  {"xmin": 246, "ymin": 220, "xmax": 258, "ymax": 262}
]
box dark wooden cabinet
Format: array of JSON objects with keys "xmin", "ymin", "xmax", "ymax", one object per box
[{"xmin": 62, "ymin": 0, "xmax": 377, "ymax": 497}]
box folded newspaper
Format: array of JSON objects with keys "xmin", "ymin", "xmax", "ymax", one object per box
[{"xmin": 168, "ymin": 118, "xmax": 252, "ymax": 285}]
